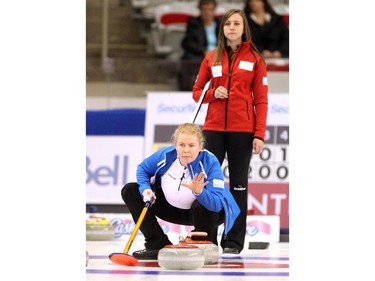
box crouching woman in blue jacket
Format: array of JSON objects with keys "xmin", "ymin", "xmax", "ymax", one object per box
[{"xmin": 121, "ymin": 123, "xmax": 240, "ymax": 260}]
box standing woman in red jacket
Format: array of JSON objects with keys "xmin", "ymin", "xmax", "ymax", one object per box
[{"xmin": 192, "ymin": 8, "xmax": 268, "ymax": 254}]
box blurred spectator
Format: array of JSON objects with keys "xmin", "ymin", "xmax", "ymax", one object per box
[
  {"xmin": 178, "ymin": 0, "xmax": 221, "ymax": 91},
  {"xmin": 244, "ymin": 0, "xmax": 289, "ymax": 58},
  {"xmin": 181, "ymin": 0, "xmax": 221, "ymax": 60}
]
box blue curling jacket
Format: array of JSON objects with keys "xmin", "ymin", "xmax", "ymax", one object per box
[{"xmin": 136, "ymin": 145, "xmax": 240, "ymax": 235}]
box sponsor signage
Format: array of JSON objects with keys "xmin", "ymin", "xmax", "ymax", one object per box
[{"xmin": 86, "ymin": 136, "xmax": 144, "ymax": 204}]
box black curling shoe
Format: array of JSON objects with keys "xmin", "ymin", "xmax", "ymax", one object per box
[
  {"xmin": 222, "ymin": 247, "xmax": 240, "ymax": 254},
  {"xmin": 132, "ymin": 249, "xmax": 159, "ymax": 260}
]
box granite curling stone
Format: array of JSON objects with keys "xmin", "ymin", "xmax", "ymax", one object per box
[
  {"xmin": 184, "ymin": 232, "xmax": 219, "ymax": 265},
  {"xmin": 158, "ymin": 236, "xmax": 205, "ymax": 270}
]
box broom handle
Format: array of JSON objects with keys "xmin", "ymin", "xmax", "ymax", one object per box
[
  {"xmin": 123, "ymin": 201, "xmax": 151, "ymax": 254},
  {"xmin": 190, "ymin": 80, "xmax": 211, "ymax": 124}
]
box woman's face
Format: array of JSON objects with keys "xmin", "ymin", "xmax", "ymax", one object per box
[
  {"xmin": 175, "ymin": 133, "xmax": 203, "ymax": 166},
  {"xmin": 200, "ymin": 3, "xmax": 216, "ymax": 25},
  {"xmin": 223, "ymin": 12, "xmax": 244, "ymax": 45},
  {"xmin": 249, "ymin": 0, "xmax": 264, "ymax": 13}
]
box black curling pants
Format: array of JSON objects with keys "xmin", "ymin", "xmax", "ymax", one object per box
[
  {"xmin": 121, "ymin": 182, "xmax": 225, "ymax": 250},
  {"xmin": 203, "ymin": 130, "xmax": 254, "ymax": 253}
]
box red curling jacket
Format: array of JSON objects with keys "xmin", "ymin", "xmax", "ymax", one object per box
[{"xmin": 192, "ymin": 40, "xmax": 268, "ymax": 140}]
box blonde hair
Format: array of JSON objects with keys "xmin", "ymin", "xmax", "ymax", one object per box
[{"xmin": 171, "ymin": 123, "xmax": 205, "ymax": 146}]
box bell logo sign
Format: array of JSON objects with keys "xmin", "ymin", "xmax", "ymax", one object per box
[{"xmin": 86, "ymin": 155, "xmax": 129, "ymax": 186}]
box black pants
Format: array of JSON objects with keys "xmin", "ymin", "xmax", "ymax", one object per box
[
  {"xmin": 203, "ymin": 130, "xmax": 254, "ymax": 252},
  {"xmin": 121, "ymin": 182, "xmax": 225, "ymax": 250}
]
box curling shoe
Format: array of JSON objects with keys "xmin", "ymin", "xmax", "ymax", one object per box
[
  {"xmin": 222, "ymin": 247, "xmax": 240, "ymax": 255},
  {"xmin": 132, "ymin": 249, "xmax": 159, "ymax": 260}
]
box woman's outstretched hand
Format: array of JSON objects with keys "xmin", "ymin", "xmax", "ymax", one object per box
[{"xmin": 180, "ymin": 172, "xmax": 208, "ymax": 195}]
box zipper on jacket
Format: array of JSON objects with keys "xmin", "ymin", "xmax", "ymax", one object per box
[
  {"xmin": 225, "ymin": 44, "xmax": 242, "ymax": 131},
  {"xmin": 178, "ymin": 173, "xmax": 185, "ymax": 191},
  {"xmin": 225, "ymin": 66, "xmax": 230, "ymax": 131},
  {"xmin": 225, "ymin": 52, "xmax": 232, "ymax": 131}
]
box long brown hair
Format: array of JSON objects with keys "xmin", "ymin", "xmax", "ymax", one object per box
[
  {"xmin": 214, "ymin": 9, "xmax": 263, "ymax": 65},
  {"xmin": 244, "ymin": 0, "xmax": 276, "ymax": 16}
]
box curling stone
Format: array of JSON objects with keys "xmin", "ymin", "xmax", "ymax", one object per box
[
  {"xmin": 184, "ymin": 232, "xmax": 219, "ymax": 265},
  {"xmin": 158, "ymin": 236, "xmax": 205, "ymax": 270},
  {"xmin": 86, "ymin": 215, "xmax": 115, "ymax": 241}
]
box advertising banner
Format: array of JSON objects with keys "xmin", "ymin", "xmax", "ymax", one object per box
[
  {"xmin": 86, "ymin": 136, "xmax": 144, "ymax": 204},
  {"xmin": 86, "ymin": 213, "xmax": 280, "ymax": 243}
]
